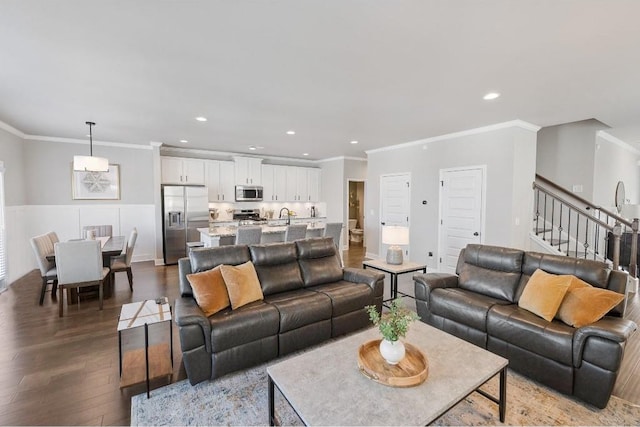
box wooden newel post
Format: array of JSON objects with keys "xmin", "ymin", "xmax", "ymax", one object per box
[
  {"xmin": 630, "ymin": 218, "xmax": 639, "ymax": 279},
  {"xmin": 612, "ymin": 222, "xmax": 622, "ymax": 272}
]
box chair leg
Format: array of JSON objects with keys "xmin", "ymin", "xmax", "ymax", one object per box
[
  {"xmin": 51, "ymin": 280, "xmax": 58, "ymax": 298},
  {"xmin": 39, "ymin": 277, "xmax": 47, "ymax": 305},
  {"xmin": 98, "ymin": 282, "xmax": 104, "ymax": 311},
  {"xmin": 126, "ymin": 267, "xmax": 133, "ymax": 291},
  {"xmin": 58, "ymin": 286, "xmax": 64, "ymax": 317}
]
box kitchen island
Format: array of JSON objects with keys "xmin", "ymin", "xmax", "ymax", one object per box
[{"xmin": 197, "ymin": 221, "xmax": 326, "ymax": 247}]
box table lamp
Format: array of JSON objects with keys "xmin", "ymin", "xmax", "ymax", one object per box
[{"xmin": 382, "ymin": 225, "xmax": 409, "ymax": 265}]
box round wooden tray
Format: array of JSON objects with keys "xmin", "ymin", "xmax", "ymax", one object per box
[{"xmin": 357, "ymin": 339, "xmax": 429, "ymax": 387}]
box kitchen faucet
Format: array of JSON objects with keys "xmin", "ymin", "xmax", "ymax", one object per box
[{"xmin": 279, "ymin": 207, "xmax": 291, "ymax": 225}]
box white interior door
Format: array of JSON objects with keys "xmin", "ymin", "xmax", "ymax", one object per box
[
  {"xmin": 380, "ymin": 174, "xmax": 410, "ymax": 258},
  {"xmin": 439, "ymin": 167, "xmax": 484, "ymax": 273}
]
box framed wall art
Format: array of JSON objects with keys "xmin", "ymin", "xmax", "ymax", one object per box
[{"xmin": 72, "ymin": 164, "xmax": 121, "ymax": 200}]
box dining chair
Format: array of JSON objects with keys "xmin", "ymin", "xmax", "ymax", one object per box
[
  {"xmin": 284, "ymin": 224, "xmax": 308, "ymax": 242},
  {"xmin": 30, "ymin": 233, "xmax": 58, "ymax": 305},
  {"xmin": 82, "ymin": 225, "xmax": 113, "ymax": 239},
  {"xmin": 54, "ymin": 240, "xmax": 109, "ymax": 317},
  {"xmin": 110, "ymin": 228, "xmax": 138, "ymax": 291},
  {"xmin": 235, "ymin": 226, "xmax": 262, "ymax": 245},
  {"xmin": 323, "ymin": 222, "xmax": 343, "ymax": 248},
  {"xmin": 46, "ymin": 231, "xmax": 59, "ymax": 245}
]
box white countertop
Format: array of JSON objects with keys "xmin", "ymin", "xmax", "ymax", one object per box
[{"xmin": 198, "ymin": 222, "xmax": 326, "ymax": 237}]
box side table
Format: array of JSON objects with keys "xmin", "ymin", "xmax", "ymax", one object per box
[
  {"xmin": 118, "ymin": 298, "xmax": 173, "ymax": 398},
  {"xmin": 362, "ymin": 259, "xmax": 426, "ymax": 305}
]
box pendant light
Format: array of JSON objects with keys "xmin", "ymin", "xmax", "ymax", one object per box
[{"xmin": 73, "ymin": 121, "xmax": 109, "ymax": 172}]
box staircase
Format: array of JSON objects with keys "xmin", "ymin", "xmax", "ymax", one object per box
[{"xmin": 532, "ymin": 174, "xmax": 638, "ymax": 279}]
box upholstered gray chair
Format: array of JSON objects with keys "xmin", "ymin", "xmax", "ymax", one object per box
[
  {"xmin": 284, "ymin": 224, "xmax": 308, "ymax": 242},
  {"xmin": 323, "ymin": 222, "xmax": 343, "ymax": 248},
  {"xmin": 235, "ymin": 226, "xmax": 262, "ymax": 245},
  {"xmin": 30, "ymin": 233, "xmax": 58, "ymax": 305},
  {"xmin": 110, "ymin": 228, "xmax": 138, "ymax": 291},
  {"xmin": 82, "ymin": 225, "xmax": 113, "ymax": 239},
  {"xmin": 54, "ymin": 240, "xmax": 109, "ymax": 317}
]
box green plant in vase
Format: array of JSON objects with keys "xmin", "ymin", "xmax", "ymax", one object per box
[{"xmin": 365, "ymin": 298, "xmax": 419, "ymax": 364}]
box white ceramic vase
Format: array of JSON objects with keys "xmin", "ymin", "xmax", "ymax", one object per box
[{"xmin": 379, "ymin": 339, "xmax": 405, "ymax": 365}]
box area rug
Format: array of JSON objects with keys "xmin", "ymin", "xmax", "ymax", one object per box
[{"xmin": 131, "ymin": 360, "xmax": 640, "ymax": 426}]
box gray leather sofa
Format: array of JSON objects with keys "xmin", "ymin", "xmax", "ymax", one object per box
[
  {"xmin": 414, "ymin": 244, "xmax": 637, "ymax": 408},
  {"xmin": 175, "ymin": 237, "xmax": 384, "ymax": 385}
]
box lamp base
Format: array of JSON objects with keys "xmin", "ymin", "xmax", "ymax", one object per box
[{"xmin": 386, "ymin": 246, "xmax": 403, "ymax": 265}]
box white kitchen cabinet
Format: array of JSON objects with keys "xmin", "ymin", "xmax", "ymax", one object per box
[
  {"xmin": 161, "ymin": 157, "xmax": 205, "ymax": 185},
  {"xmin": 285, "ymin": 166, "xmax": 299, "ymax": 201},
  {"xmin": 206, "ymin": 160, "xmax": 235, "ymax": 202},
  {"xmin": 285, "ymin": 166, "xmax": 320, "ymax": 201},
  {"xmin": 234, "ymin": 156, "xmax": 263, "ymax": 185},
  {"xmin": 307, "ymin": 168, "xmax": 320, "ymax": 202},
  {"xmin": 263, "ymin": 165, "xmax": 289, "ymax": 202}
]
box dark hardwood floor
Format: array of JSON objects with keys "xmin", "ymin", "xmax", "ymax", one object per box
[{"xmin": 1, "ymin": 243, "xmax": 639, "ymax": 425}]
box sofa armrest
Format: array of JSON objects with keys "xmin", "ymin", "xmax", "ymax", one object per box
[
  {"xmin": 174, "ymin": 297, "xmax": 211, "ymax": 353},
  {"xmin": 413, "ymin": 273, "xmax": 459, "ymax": 301},
  {"xmin": 573, "ymin": 317, "xmax": 637, "ymax": 367},
  {"xmin": 343, "ymin": 267, "xmax": 384, "ymax": 298}
]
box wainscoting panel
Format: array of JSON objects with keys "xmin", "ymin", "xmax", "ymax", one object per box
[{"xmin": 7, "ymin": 204, "xmax": 156, "ymax": 286}]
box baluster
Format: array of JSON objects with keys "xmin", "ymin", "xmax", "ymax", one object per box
[
  {"xmin": 535, "ymin": 189, "xmax": 540, "ymax": 235},
  {"xmin": 575, "ymin": 215, "xmax": 580, "ymax": 258},
  {"xmin": 543, "ymin": 194, "xmax": 548, "ymax": 241},
  {"xmin": 630, "ymin": 219, "xmax": 638, "ymax": 279},
  {"xmin": 612, "ymin": 222, "xmax": 622, "ymax": 271},
  {"xmin": 551, "ymin": 199, "xmax": 555, "ymax": 247},
  {"xmin": 594, "ymin": 224, "xmax": 600, "ymax": 260},
  {"xmin": 557, "ymin": 204, "xmax": 563, "ymax": 252},
  {"xmin": 583, "ymin": 219, "xmax": 589, "ymax": 259}
]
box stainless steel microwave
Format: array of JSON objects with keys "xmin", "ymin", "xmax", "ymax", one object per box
[{"xmin": 235, "ymin": 185, "xmax": 263, "ymax": 201}]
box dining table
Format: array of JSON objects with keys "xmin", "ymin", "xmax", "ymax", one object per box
[{"xmin": 46, "ymin": 236, "xmax": 127, "ymax": 302}]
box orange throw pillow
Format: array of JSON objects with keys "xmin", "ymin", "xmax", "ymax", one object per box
[
  {"xmin": 518, "ymin": 269, "xmax": 572, "ymax": 321},
  {"xmin": 186, "ymin": 265, "xmax": 230, "ymax": 317},
  {"xmin": 220, "ymin": 261, "xmax": 264, "ymax": 310},
  {"xmin": 557, "ymin": 282, "xmax": 624, "ymax": 328}
]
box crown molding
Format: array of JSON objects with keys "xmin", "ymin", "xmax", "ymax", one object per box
[
  {"xmin": 149, "ymin": 141, "xmax": 163, "ymax": 147},
  {"xmin": 365, "ymin": 120, "xmax": 541, "ymax": 154},
  {"xmin": 24, "ymin": 135, "xmax": 152, "ymax": 150},
  {"xmin": 597, "ymin": 131, "xmax": 640, "ymax": 155},
  {"xmin": 0, "ymin": 120, "xmax": 26, "ymax": 138},
  {"xmin": 161, "ymin": 146, "xmax": 319, "ymax": 164},
  {"xmin": 316, "ymin": 155, "xmax": 367, "ymax": 163}
]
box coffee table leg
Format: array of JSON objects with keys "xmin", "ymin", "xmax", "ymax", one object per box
[
  {"xmin": 499, "ymin": 367, "xmax": 507, "ymax": 422},
  {"xmin": 268, "ymin": 375, "xmax": 275, "ymax": 426}
]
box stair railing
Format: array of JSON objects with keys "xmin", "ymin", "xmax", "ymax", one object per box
[{"xmin": 533, "ymin": 175, "xmax": 638, "ymax": 278}]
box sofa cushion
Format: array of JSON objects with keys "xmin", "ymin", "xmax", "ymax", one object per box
[
  {"xmin": 310, "ymin": 281, "xmax": 372, "ymax": 317},
  {"xmin": 557, "ymin": 284, "xmax": 625, "ymax": 328},
  {"xmin": 296, "ymin": 238, "xmax": 343, "ymax": 287},
  {"xmin": 189, "ymin": 245, "xmax": 251, "ymax": 273},
  {"xmin": 220, "ymin": 261, "xmax": 264, "ymax": 309},
  {"xmin": 518, "ymin": 269, "xmax": 572, "ymax": 321},
  {"xmin": 265, "ymin": 289, "xmax": 332, "ymax": 333},
  {"xmin": 186, "ymin": 265, "xmax": 230, "ymax": 317},
  {"xmin": 250, "ymin": 243, "xmax": 304, "ymax": 295},
  {"xmin": 209, "ymin": 300, "xmax": 280, "ymax": 352},
  {"xmin": 430, "ymin": 288, "xmax": 511, "ymax": 332},
  {"xmin": 487, "ymin": 304, "xmax": 575, "ymax": 365},
  {"xmin": 458, "ymin": 244, "xmax": 524, "ymax": 303}
]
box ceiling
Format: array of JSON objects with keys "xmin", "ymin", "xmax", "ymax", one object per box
[{"xmin": 1, "ymin": 0, "xmax": 640, "ymax": 160}]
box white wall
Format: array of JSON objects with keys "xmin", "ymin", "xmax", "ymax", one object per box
[
  {"xmin": 0, "ymin": 127, "xmax": 26, "ymax": 206},
  {"xmin": 366, "ymin": 122, "xmax": 539, "ymax": 268},
  {"xmin": 536, "ymin": 119, "xmax": 608, "ymax": 200},
  {"xmin": 593, "ymin": 131, "xmax": 640, "ymax": 209}
]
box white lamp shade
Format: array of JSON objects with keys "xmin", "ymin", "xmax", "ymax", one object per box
[
  {"xmin": 73, "ymin": 155, "xmax": 109, "ymax": 172},
  {"xmin": 382, "ymin": 225, "xmax": 409, "ymax": 245}
]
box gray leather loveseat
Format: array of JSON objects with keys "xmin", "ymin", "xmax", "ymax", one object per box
[
  {"xmin": 414, "ymin": 244, "xmax": 637, "ymax": 408},
  {"xmin": 175, "ymin": 237, "xmax": 384, "ymax": 385}
]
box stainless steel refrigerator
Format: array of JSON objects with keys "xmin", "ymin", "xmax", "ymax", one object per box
[{"xmin": 162, "ymin": 185, "xmax": 209, "ymax": 264}]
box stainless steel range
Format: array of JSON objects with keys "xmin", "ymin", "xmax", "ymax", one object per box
[{"xmin": 233, "ymin": 209, "xmax": 267, "ymax": 225}]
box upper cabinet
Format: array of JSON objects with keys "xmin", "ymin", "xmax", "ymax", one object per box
[
  {"xmin": 234, "ymin": 156, "xmax": 263, "ymax": 185},
  {"xmin": 262, "ymin": 164, "xmax": 288, "ymax": 202},
  {"xmin": 206, "ymin": 160, "xmax": 235, "ymax": 202},
  {"xmin": 161, "ymin": 157, "xmax": 205, "ymax": 185},
  {"xmin": 284, "ymin": 166, "xmax": 321, "ymax": 202}
]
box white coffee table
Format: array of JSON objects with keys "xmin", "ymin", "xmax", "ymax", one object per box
[{"xmin": 267, "ymin": 322, "xmax": 508, "ymax": 425}]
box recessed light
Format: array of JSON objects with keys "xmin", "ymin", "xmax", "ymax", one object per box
[
  {"xmin": 180, "ymin": 139, "xmax": 188, "ymax": 143},
  {"xmin": 195, "ymin": 116, "xmax": 208, "ymax": 122},
  {"xmin": 483, "ymin": 92, "xmax": 500, "ymax": 100},
  {"xmin": 286, "ymin": 130, "xmax": 296, "ymax": 135},
  {"xmin": 302, "ymin": 153, "xmax": 309, "ymax": 156},
  {"xmin": 350, "ymin": 140, "xmax": 358, "ymax": 144},
  {"xmin": 248, "ymin": 145, "xmax": 257, "ymax": 151}
]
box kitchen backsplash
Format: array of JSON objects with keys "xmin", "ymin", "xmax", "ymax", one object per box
[{"xmin": 208, "ymin": 201, "xmax": 327, "ymax": 221}]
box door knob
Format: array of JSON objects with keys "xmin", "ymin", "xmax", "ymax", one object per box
[
  {"xmin": 473, "ymin": 232, "xmax": 479, "ymax": 236},
  {"xmin": 381, "ymin": 222, "xmax": 386, "ymax": 225}
]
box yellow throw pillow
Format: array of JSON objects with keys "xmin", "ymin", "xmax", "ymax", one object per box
[
  {"xmin": 220, "ymin": 261, "xmax": 264, "ymax": 310},
  {"xmin": 518, "ymin": 269, "xmax": 572, "ymax": 321},
  {"xmin": 186, "ymin": 265, "xmax": 230, "ymax": 317},
  {"xmin": 557, "ymin": 285, "xmax": 624, "ymax": 328}
]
